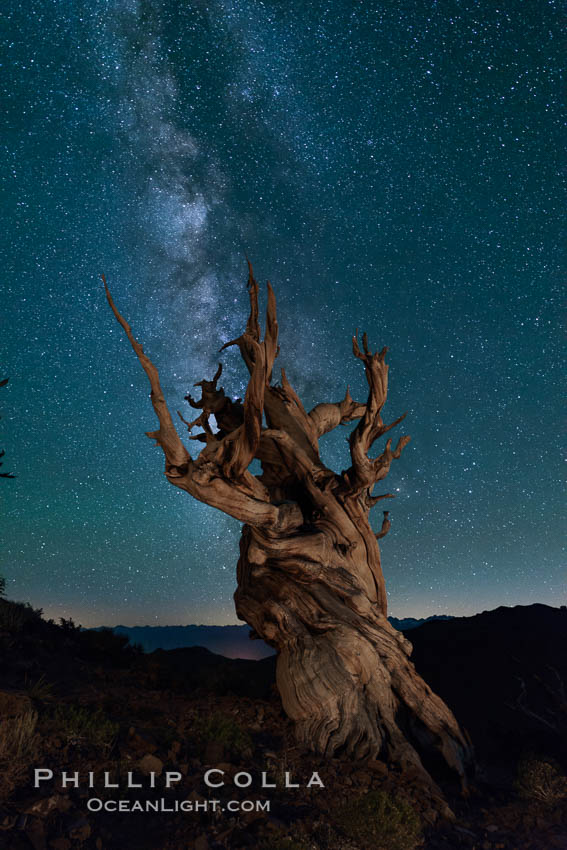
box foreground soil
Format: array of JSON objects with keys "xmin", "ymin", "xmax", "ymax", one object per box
[{"xmin": 0, "ymin": 600, "xmax": 566, "ymax": 850}]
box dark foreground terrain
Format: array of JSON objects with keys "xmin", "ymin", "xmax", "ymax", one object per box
[{"xmin": 0, "ymin": 600, "xmax": 565, "ymax": 850}]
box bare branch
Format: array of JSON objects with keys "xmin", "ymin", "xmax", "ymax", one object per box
[
  {"xmin": 102, "ymin": 275, "xmax": 190, "ymax": 475},
  {"xmin": 177, "ymin": 408, "xmax": 215, "ymax": 443},
  {"xmin": 220, "ymin": 260, "xmax": 263, "ymax": 373},
  {"xmin": 373, "ymin": 435, "xmax": 411, "ymax": 482},
  {"xmin": 366, "ymin": 491, "xmax": 395, "ymax": 509},
  {"xmin": 0, "ymin": 449, "xmax": 15, "ymax": 479},
  {"xmin": 0, "ymin": 378, "xmax": 15, "ymax": 478},
  {"xmin": 245, "ymin": 258, "xmax": 261, "ymax": 341},
  {"xmin": 199, "ymin": 272, "xmax": 279, "ymax": 479},
  {"xmin": 221, "ymin": 336, "xmax": 265, "ymax": 478},
  {"xmin": 309, "ymin": 386, "xmax": 367, "ymax": 438},
  {"xmin": 375, "ymin": 510, "xmax": 391, "ymax": 540},
  {"xmin": 344, "ymin": 332, "xmax": 410, "ymax": 496}
]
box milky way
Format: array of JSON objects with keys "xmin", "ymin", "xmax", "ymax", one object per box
[{"xmin": 2, "ymin": 1, "xmax": 564, "ymax": 626}]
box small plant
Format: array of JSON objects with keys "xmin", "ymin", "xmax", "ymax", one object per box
[
  {"xmin": 334, "ymin": 789, "xmax": 422, "ymax": 850},
  {"xmin": 24, "ymin": 673, "xmax": 54, "ymax": 701},
  {"xmin": 264, "ymin": 749, "xmax": 302, "ymax": 796},
  {"xmin": 192, "ymin": 712, "xmax": 252, "ymax": 760},
  {"xmin": 51, "ymin": 704, "xmax": 119, "ymax": 749},
  {"xmin": 516, "ymin": 756, "xmax": 567, "ymax": 804},
  {"xmin": 0, "ymin": 708, "xmax": 39, "ymax": 796}
]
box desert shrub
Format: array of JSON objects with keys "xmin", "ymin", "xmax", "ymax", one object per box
[
  {"xmin": 192, "ymin": 711, "xmax": 252, "ymax": 759},
  {"xmin": 0, "ymin": 707, "xmax": 39, "ymax": 796},
  {"xmin": 0, "ymin": 598, "xmax": 43, "ymax": 632},
  {"xmin": 59, "ymin": 616, "xmax": 81, "ymax": 632},
  {"xmin": 516, "ymin": 756, "xmax": 567, "ymax": 804},
  {"xmin": 51, "ymin": 704, "xmax": 119, "ymax": 749},
  {"xmin": 334, "ymin": 790, "xmax": 422, "ymax": 850},
  {"xmin": 79, "ymin": 627, "xmax": 131, "ymax": 658}
]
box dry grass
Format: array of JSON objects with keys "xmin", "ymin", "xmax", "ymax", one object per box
[
  {"xmin": 0, "ymin": 707, "xmax": 39, "ymax": 796},
  {"xmin": 516, "ymin": 756, "xmax": 567, "ymax": 805}
]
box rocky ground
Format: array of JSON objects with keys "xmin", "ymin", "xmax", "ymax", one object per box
[{"xmin": 0, "ymin": 598, "xmax": 566, "ymax": 850}]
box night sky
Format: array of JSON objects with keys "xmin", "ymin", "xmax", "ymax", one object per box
[{"xmin": 2, "ymin": 1, "xmax": 564, "ymax": 627}]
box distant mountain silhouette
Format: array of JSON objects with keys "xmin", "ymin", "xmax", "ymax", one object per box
[
  {"xmin": 106, "ymin": 624, "xmax": 272, "ymax": 659},
  {"xmin": 388, "ymin": 614, "xmax": 454, "ymax": 631},
  {"xmin": 97, "ymin": 615, "xmax": 455, "ymax": 658}
]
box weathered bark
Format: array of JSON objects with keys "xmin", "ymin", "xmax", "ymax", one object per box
[{"xmin": 104, "ymin": 265, "xmax": 474, "ymax": 793}]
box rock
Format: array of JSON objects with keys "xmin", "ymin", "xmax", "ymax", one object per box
[
  {"xmin": 24, "ymin": 796, "xmax": 71, "ymax": 818},
  {"xmin": 214, "ymin": 763, "xmax": 236, "ymax": 775},
  {"xmin": 242, "ymin": 808, "xmax": 268, "ymax": 825},
  {"xmin": 203, "ymin": 741, "xmax": 224, "ymax": 764},
  {"xmin": 49, "ymin": 840, "xmax": 71, "ymax": 850},
  {"xmin": 66, "ymin": 816, "xmax": 91, "ymax": 842},
  {"xmin": 167, "ymin": 740, "xmax": 181, "ymax": 761},
  {"xmin": 24, "ymin": 818, "xmax": 46, "ymax": 850},
  {"xmin": 128, "ymin": 729, "xmax": 158, "ymax": 754},
  {"xmin": 138, "ymin": 754, "xmax": 163, "ymax": 776}
]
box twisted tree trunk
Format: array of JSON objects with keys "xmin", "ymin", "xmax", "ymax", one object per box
[{"xmin": 104, "ymin": 264, "xmax": 473, "ymax": 792}]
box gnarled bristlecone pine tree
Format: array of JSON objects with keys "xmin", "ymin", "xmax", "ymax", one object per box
[{"xmin": 103, "ymin": 264, "xmax": 473, "ymax": 793}]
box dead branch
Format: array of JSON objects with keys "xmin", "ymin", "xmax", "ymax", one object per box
[
  {"xmin": 102, "ymin": 275, "xmax": 190, "ymax": 476},
  {"xmin": 344, "ymin": 332, "xmax": 410, "ymax": 495},
  {"xmin": 309, "ymin": 386, "xmax": 367, "ymax": 438},
  {"xmin": 375, "ymin": 511, "xmax": 391, "ymax": 540}
]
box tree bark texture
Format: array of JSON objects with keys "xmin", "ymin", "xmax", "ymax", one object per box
[{"xmin": 104, "ymin": 266, "xmax": 473, "ymax": 790}]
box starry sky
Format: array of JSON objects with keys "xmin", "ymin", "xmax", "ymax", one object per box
[{"xmin": 2, "ymin": 0, "xmax": 564, "ymax": 627}]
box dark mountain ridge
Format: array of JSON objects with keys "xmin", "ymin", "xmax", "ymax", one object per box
[{"xmin": 95, "ymin": 614, "xmax": 455, "ymax": 658}]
